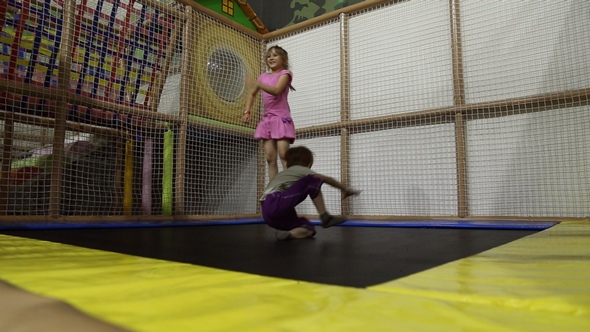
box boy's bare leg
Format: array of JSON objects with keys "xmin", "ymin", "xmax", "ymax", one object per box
[
  {"xmin": 311, "ymin": 191, "xmax": 327, "ymax": 215},
  {"xmin": 312, "ymin": 191, "xmax": 347, "ymax": 228}
]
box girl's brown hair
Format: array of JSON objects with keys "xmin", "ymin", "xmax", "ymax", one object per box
[
  {"xmin": 267, "ymin": 45, "xmax": 296, "ymax": 91},
  {"xmin": 267, "ymin": 45, "xmax": 290, "ymax": 69}
]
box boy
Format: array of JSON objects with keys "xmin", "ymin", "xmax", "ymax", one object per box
[{"xmin": 260, "ymin": 146, "xmax": 361, "ymax": 240}]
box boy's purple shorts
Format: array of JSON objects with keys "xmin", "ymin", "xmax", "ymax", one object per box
[{"xmin": 261, "ymin": 174, "xmax": 324, "ymax": 232}]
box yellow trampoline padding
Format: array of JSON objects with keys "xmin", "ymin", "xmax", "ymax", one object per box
[
  {"xmin": 0, "ymin": 222, "xmax": 588, "ymax": 331},
  {"xmin": 370, "ymin": 221, "xmax": 590, "ymax": 327}
]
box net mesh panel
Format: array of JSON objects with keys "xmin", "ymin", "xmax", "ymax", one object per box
[
  {"xmin": 0, "ymin": 0, "xmax": 187, "ymax": 216},
  {"xmin": 0, "ymin": 0, "xmax": 588, "ymax": 219},
  {"xmin": 349, "ymin": 1, "xmax": 455, "ymax": 118},
  {"xmin": 0, "ymin": 0, "xmax": 263, "ymax": 218},
  {"xmin": 460, "ymin": 0, "xmax": 590, "ymax": 217},
  {"xmin": 278, "ymin": 23, "xmax": 342, "ymax": 128},
  {"xmin": 265, "ymin": 21, "xmax": 343, "ymax": 215},
  {"xmin": 267, "ymin": 0, "xmax": 590, "ymax": 219},
  {"xmin": 348, "ymin": 1, "xmax": 457, "ymax": 216},
  {"xmin": 182, "ymin": 10, "xmax": 260, "ymax": 215}
]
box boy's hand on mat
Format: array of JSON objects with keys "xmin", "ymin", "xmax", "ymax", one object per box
[{"xmin": 343, "ymin": 188, "xmax": 361, "ymax": 199}]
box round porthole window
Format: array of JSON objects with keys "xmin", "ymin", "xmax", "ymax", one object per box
[{"xmin": 207, "ymin": 48, "xmax": 246, "ymax": 103}]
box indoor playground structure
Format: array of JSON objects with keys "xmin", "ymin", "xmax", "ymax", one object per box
[{"xmin": 1, "ymin": 0, "xmax": 589, "ymax": 331}]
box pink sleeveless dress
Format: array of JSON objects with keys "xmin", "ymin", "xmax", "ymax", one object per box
[{"xmin": 253, "ymin": 69, "xmax": 295, "ymax": 143}]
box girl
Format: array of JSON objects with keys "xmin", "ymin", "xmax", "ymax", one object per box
[{"xmin": 242, "ymin": 45, "xmax": 296, "ymax": 180}]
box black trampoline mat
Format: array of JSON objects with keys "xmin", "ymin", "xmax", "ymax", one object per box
[{"xmin": 1, "ymin": 224, "xmax": 539, "ymax": 288}]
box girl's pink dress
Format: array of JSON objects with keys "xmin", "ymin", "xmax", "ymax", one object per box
[{"xmin": 253, "ymin": 69, "xmax": 295, "ymax": 143}]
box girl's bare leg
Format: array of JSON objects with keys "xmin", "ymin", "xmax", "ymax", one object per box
[
  {"xmin": 263, "ymin": 139, "xmax": 279, "ymax": 180},
  {"xmin": 276, "ymin": 139, "xmax": 291, "ymax": 171}
]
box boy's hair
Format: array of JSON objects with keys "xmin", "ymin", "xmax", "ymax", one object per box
[{"xmin": 286, "ymin": 146, "xmax": 314, "ymax": 168}]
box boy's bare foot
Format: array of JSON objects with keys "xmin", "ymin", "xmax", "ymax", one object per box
[{"xmin": 275, "ymin": 230, "xmax": 292, "ymax": 240}]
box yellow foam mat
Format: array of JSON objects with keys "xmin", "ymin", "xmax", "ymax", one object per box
[{"xmin": 1, "ymin": 221, "xmax": 589, "ymax": 331}]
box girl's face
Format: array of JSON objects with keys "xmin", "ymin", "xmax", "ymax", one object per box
[{"xmin": 266, "ymin": 49, "xmax": 285, "ymax": 71}]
